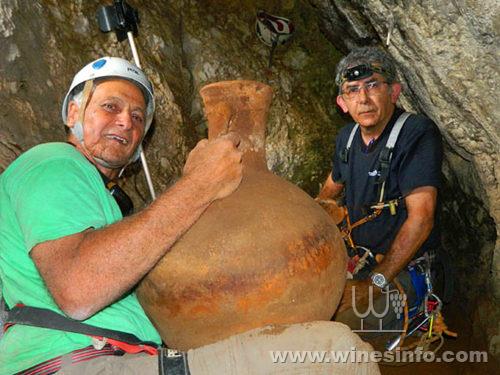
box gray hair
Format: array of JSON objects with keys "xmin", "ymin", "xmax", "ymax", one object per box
[
  {"xmin": 70, "ymin": 87, "xmax": 84, "ymax": 107},
  {"xmin": 335, "ymin": 47, "xmax": 399, "ymax": 91}
]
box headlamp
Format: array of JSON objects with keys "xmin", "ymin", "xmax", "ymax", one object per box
[{"xmin": 342, "ymin": 63, "xmax": 386, "ymax": 83}]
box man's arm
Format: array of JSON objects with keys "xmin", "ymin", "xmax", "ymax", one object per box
[
  {"xmin": 317, "ymin": 173, "xmax": 344, "ymax": 200},
  {"xmin": 337, "ymin": 185, "xmax": 437, "ymax": 312},
  {"xmin": 371, "ymin": 185, "xmax": 437, "ymax": 281},
  {"xmin": 31, "ymin": 134, "xmax": 242, "ymax": 320}
]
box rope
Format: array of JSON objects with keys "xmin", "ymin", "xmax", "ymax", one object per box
[
  {"xmin": 401, "ymin": 311, "xmax": 457, "ymax": 352},
  {"xmin": 381, "ymin": 311, "xmax": 458, "ymax": 367}
]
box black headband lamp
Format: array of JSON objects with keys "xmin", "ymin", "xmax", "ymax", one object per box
[{"xmin": 342, "ymin": 63, "xmax": 386, "ymax": 83}]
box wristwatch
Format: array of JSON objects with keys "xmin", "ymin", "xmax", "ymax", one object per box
[{"xmin": 370, "ymin": 272, "xmax": 388, "ymax": 289}]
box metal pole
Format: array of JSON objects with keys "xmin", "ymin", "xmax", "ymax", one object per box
[{"xmin": 127, "ymin": 31, "xmax": 156, "ymax": 200}]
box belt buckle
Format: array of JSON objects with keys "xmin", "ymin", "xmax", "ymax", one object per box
[
  {"xmin": 91, "ymin": 336, "xmax": 108, "ymax": 350},
  {"xmin": 166, "ymin": 348, "xmax": 183, "ymax": 358},
  {"xmin": 159, "ymin": 348, "xmax": 190, "ymax": 375}
]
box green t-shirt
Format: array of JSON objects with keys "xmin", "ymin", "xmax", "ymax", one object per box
[{"xmin": 0, "ymin": 143, "xmax": 161, "ymax": 374}]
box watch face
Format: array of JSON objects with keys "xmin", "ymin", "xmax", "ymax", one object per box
[{"xmin": 372, "ymin": 273, "xmax": 386, "ymax": 287}]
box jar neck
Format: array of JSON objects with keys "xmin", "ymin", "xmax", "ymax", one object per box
[{"xmin": 201, "ymin": 81, "xmax": 273, "ymax": 170}]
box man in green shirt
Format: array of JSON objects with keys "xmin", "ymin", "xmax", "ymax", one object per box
[{"xmin": 0, "ymin": 56, "xmax": 243, "ymax": 374}]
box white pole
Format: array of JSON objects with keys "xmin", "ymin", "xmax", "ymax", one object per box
[{"xmin": 127, "ymin": 31, "xmax": 157, "ymax": 200}]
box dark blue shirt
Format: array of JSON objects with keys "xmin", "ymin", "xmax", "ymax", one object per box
[{"xmin": 332, "ymin": 108, "xmax": 443, "ymax": 255}]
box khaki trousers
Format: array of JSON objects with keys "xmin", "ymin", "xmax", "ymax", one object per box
[{"xmin": 59, "ymin": 321, "xmax": 380, "ymax": 375}]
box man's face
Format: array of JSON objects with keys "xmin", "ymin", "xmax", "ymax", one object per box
[
  {"xmin": 336, "ymin": 72, "xmax": 401, "ymax": 131},
  {"xmin": 67, "ymin": 79, "xmax": 146, "ymax": 168}
]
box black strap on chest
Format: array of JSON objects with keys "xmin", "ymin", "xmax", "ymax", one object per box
[
  {"xmin": 341, "ymin": 112, "xmax": 411, "ymax": 204},
  {"xmin": 5, "ymin": 304, "xmax": 158, "ymax": 347},
  {"xmin": 98, "ymin": 171, "xmax": 134, "ymax": 217}
]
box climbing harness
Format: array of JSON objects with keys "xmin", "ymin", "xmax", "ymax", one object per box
[
  {"xmin": 255, "ymin": 10, "xmax": 295, "ymax": 68},
  {"xmin": 383, "ymin": 263, "xmax": 458, "ymax": 365},
  {"xmin": 5, "ymin": 304, "xmax": 160, "ymax": 374},
  {"xmin": 342, "ymin": 111, "xmax": 411, "ymax": 203}
]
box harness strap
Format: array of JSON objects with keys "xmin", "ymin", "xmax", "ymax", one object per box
[
  {"xmin": 5, "ymin": 305, "xmax": 158, "ymax": 349},
  {"xmin": 376, "ymin": 112, "xmax": 411, "ymax": 202},
  {"xmin": 341, "ymin": 208, "xmax": 382, "ymax": 248},
  {"xmin": 77, "ymin": 80, "xmax": 94, "ymax": 125},
  {"xmin": 340, "ymin": 124, "xmax": 359, "ymax": 163},
  {"xmin": 340, "ymin": 112, "xmax": 410, "ymax": 197}
]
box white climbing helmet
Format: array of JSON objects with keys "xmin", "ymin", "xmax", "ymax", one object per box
[{"xmin": 61, "ymin": 56, "xmax": 155, "ymax": 133}]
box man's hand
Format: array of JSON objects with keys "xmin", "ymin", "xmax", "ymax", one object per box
[
  {"xmin": 183, "ymin": 132, "xmax": 243, "ymax": 201},
  {"xmin": 315, "ymin": 198, "xmax": 346, "ymax": 224},
  {"xmin": 337, "ymin": 279, "xmax": 381, "ymax": 313},
  {"xmin": 317, "ymin": 173, "xmax": 344, "ymax": 200}
]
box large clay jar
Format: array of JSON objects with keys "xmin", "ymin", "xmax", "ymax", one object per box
[{"xmin": 137, "ymin": 80, "xmax": 347, "ymax": 350}]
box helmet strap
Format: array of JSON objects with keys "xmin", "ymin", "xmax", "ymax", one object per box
[
  {"xmin": 130, "ymin": 144, "xmax": 142, "ymax": 163},
  {"xmin": 71, "ymin": 121, "xmax": 84, "ymax": 142},
  {"xmin": 77, "ymin": 80, "xmax": 94, "ymax": 125},
  {"xmin": 71, "ymin": 79, "xmax": 94, "ymax": 143}
]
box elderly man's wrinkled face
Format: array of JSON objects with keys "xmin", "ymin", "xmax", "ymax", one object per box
[
  {"xmin": 336, "ymin": 72, "xmax": 401, "ymax": 132},
  {"xmin": 67, "ymin": 79, "xmax": 146, "ymax": 169}
]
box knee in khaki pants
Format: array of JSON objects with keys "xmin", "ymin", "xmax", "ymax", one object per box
[{"xmin": 188, "ymin": 321, "xmax": 380, "ymax": 375}]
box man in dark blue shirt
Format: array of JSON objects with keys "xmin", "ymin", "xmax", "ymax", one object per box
[{"xmin": 318, "ymin": 47, "xmax": 443, "ymax": 332}]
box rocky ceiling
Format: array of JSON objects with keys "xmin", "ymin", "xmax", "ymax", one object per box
[{"xmin": 0, "ymin": 0, "xmax": 498, "ymax": 358}]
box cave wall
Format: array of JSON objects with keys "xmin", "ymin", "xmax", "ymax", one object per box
[
  {"xmin": 309, "ymin": 0, "xmax": 500, "ymax": 356},
  {"xmin": 0, "ymin": 0, "xmax": 343, "ymax": 199},
  {"xmin": 0, "ymin": 0, "xmax": 498, "ymax": 357}
]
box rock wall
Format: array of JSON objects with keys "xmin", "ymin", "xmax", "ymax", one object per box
[
  {"xmin": 309, "ymin": 0, "xmax": 499, "ymax": 356},
  {"xmin": 0, "ymin": 0, "xmax": 343, "ymax": 199}
]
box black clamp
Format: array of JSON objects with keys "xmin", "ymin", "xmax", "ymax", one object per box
[
  {"xmin": 97, "ymin": 0, "xmax": 140, "ymax": 42},
  {"xmin": 158, "ymin": 348, "xmax": 191, "ymax": 375}
]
